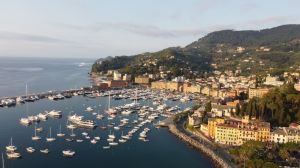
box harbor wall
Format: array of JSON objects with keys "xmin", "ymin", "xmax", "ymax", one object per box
[{"xmin": 168, "ymin": 124, "xmax": 233, "ymax": 168}]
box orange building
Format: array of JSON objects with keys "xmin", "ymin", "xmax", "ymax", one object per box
[{"xmin": 107, "ymin": 80, "xmax": 128, "ymax": 88}]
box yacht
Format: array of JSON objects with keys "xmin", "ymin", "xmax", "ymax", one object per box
[
  {"xmin": 32, "ymin": 126, "xmax": 42, "ymax": 141},
  {"xmin": 90, "ymin": 139, "xmax": 97, "ymax": 144},
  {"xmin": 82, "ymin": 132, "xmax": 88, "ymax": 136},
  {"xmin": 40, "ymin": 149, "xmax": 49, "ymax": 154},
  {"xmin": 26, "ymin": 147, "xmax": 35, "ymax": 153},
  {"xmin": 48, "ymin": 110, "xmax": 62, "ymax": 118},
  {"xmin": 102, "ymin": 146, "xmax": 110, "ymax": 149},
  {"xmin": 113, "ymin": 126, "xmax": 120, "ymax": 130},
  {"xmin": 109, "ymin": 142, "xmax": 118, "ymax": 146},
  {"xmin": 62, "ymin": 150, "xmax": 75, "ymax": 157},
  {"xmin": 20, "ymin": 118, "xmax": 31, "ymax": 126},
  {"xmin": 5, "ymin": 138, "xmax": 17, "ymax": 152},
  {"xmin": 94, "ymin": 136, "xmax": 101, "ymax": 141},
  {"xmin": 68, "ymin": 114, "xmax": 96, "ymax": 129},
  {"xmin": 6, "ymin": 152, "xmax": 21, "ymax": 159},
  {"xmin": 76, "ymin": 139, "xmax": 83, "ymax": 143},
  {"xmin": 57, "ymin": 125, "xmax": 65, "ymax": 137},
  {"xmin": 16, "ymin": 96, "xmax": 25, "ymax": 104},
  {"xmin": 37, "ymin": 112, "xmax": 48, "ymax": 121},
  {"xmin": 28, "ymin": 116, "xmax": 40, "ymax": 123},
  {"xmin": 46, "ymin": 127, "xmax": 56, "ymax": 142},
  {"xmin": 118, "ymin": 139, "xmax": 126, "ymax": 143},
  {"xmin": 36, "ymin": 127, "xmax": 43, "ymax": 132},
  {"xmin": 96, "ymin": 114, "xmax": 104, "ymax": 120},
  {"xmin": 85, "ymin": 107, "xmax": 93, "ymax": 112}
]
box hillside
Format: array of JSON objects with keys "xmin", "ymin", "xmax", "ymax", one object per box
[{"xmin": 92, "ymin": 24, "xmax": 300, "ymax": 78}]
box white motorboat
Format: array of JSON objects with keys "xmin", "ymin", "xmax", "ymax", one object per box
[
  {"xmin": 48, "ymin": 110, "xmax": 62, "ymax": 118},
  {"xmin": 20, "ymin": 118, "xmax": 31, "ymax": 126},
  {"xmin": 6, "ymin": 152, "xmax": 21, "ymax": 159},
  {"xmin": 36, "ymin": 127, "xmax": 43, "ymax": 132},
  {"xmin": 113, "ymin": 126, "xmax": 120, "ymax": 130},
  {"xmin": 62, "ymin": 150, "xmax": 75, "ymax": 157},
  {"xmin": 118, "ymin": 139, "xmax": 126, "ymax": 143},
  {"xmin": 85, "ymin": 107, "xmax": 93, "ymax": 112},
  {"xmin": 90, "ymin": 139, "xmax": 97, "ymax": 144},
  {"xmin": 26, "ymin": 147, "xmax": 35, "ymax": 153},
  {"xmin": 37, "ymin": 112, "xmax": 48, "ymax": 121},
  {"xmin": 103, "ymin": 146, "xmax": 110, "ymax": 149},
  {"xmin": 82, "ymin": 132, "xmax": 88, "ymax": 136},
  {"xmin": 40, "ymin": 149, "xmax": 49, "ymax": 154},
  {"xmin": 76, "ymin": 139, "xmax": 83, "ymax": 143},
  {"xmin": 109, "ymin": 142, "xmax": 118, "ymax": 146},
  {"xmin": 94, "ymin": 136, "xmax": 100, "ymax": 141}
]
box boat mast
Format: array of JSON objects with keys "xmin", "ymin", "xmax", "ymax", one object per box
[
  {"xmin": 108, "ymin": 91, "xmax": 111, "ymax": 109},
  {"xmin": 2, "ymin": 153, "xmax": 4, "ymax": 168}
]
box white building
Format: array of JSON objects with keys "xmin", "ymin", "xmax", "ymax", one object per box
[{"xmin": 113, "ymin": 71, "xmax": 122, "ymax": 80}]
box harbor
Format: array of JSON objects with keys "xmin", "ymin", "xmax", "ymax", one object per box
[{"xmin": 0, "ymin": 87, "xmax": 214, "ymax": 168}]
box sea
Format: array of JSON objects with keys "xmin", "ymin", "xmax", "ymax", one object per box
[{"xmin": 0, "ymin": 57, "xmax": 213, "ymax": 168}]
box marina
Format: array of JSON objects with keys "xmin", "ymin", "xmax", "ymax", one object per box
[{"xmin": 0, "ymin": 57, "xmax": 213, "ymax": 168}]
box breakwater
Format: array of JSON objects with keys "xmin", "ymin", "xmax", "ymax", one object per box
[{"xmin": 168, "ymin": 124, "xmax": 233, "ymax": 168}]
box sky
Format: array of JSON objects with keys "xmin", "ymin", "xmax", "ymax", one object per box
[{"xmin": 0, "ymin": 0, "xmax": 299, "ymax": 58}]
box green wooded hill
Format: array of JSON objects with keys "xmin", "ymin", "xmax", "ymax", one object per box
[{"xmin": 92, "ymin": 24, "xmax": 300, "ymax": 78}]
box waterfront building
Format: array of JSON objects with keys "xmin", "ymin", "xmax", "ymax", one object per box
[
  {"xmin": 107, "ymin": 80, "xmax": 128, "ymax": 89},
  {"xmin": 151, "ymin": 80, "xmax": 181, "ymax": 92},
  {"xmin": 208, "ymin": 118, "xmax": 225, "ymax": 139},
  {"xmin": 113, "ymin": 71, "xmax": 122, "ymax": 80},
  {"xmin": 183, "ymin": 81, "xmax": 201, "ymax": 93},
  {"xmin": 123, "ymin": 74, "xmax": 131, "ymax": 81},
  {"xmin": 135, "ymin": 76, "xmax": 150, "ymax": 85},
  {"xmin": 215, "ymin": 120, "xmax": 241, "ymax": 146}
]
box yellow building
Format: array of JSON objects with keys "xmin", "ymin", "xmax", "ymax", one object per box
[
  {"xmin": 151, "ymin": 81, "xmax": 181, "ymax": 91},
  {"xmin": 208, "ymin": 118, "xmax": 225, "ymax": 139},
  {"xmin": 183, "ymin": 82, "xmax": 201, "ymax": 93},
  {"xmin": 248, "ymin": 87, "xmax": 269, "ymax": 99},
  {"xmin": 215, "ymin": 120, "xmax": 241, "ymax": 146},
  {"xmin": 135, "ymin": 76, "xmax": 150, "ymax": 84}
]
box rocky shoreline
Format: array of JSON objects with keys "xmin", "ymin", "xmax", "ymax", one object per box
[{"xmin": 168, "ymin": 124, "xmax": 233, "ymax": 168}]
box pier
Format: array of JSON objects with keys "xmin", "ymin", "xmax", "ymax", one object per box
[{"xmin": 0, "ymin": 86, "xmax": 97, "ymax": 107}]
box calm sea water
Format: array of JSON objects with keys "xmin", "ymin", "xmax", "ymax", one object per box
[{"xmin": 0, "ymin": 57, "xmax": 213, "ymax": 168}]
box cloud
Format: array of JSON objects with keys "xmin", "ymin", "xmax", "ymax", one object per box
[
  {"xmin": 0, "ymin": 31, "xmax": 72, "ymax": 43},
  {"xmin": 58, "ymin": 22, "xmax": 234, "ymax": 39},
  {"xmin": 248, "ymin": 16, "xmax": 299, "ymax": 26},
  {"xmin": 240, "ymin": 3, "xmax": 259, "ymax": 11}
]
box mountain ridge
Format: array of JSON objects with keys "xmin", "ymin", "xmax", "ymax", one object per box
[{"xmin": 92, "ymin": 24, "xmax": 300, "ymax": 78}]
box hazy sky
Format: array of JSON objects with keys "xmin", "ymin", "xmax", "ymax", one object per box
[{"xmin": 0, "ymin": 0, "xmax": 299, "ymax": 58}]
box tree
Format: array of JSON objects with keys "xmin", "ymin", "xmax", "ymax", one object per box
[
  {"xmin": 236, "ymin": 104, "xmax": 241, "ymax": 116},
  {"xmin": 205, "ymin": 101, "xmax": 212, "ymax": 112}
]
